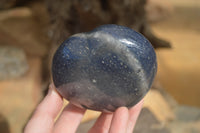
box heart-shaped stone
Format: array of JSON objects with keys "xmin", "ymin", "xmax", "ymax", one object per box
[{"xmin": 52, "ymin": 24, "xmax": 157, "ymax": 112}]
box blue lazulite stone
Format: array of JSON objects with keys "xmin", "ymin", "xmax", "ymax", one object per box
[{"xmin": 52, "ymin": 24, "xmax": 157, "ymax": 112}]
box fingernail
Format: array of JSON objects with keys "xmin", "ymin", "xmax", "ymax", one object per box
[{"xmin": 48, "ymin": 83, "xmax": 57, "ymax": 96}]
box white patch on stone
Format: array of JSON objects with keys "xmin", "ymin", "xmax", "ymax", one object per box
[
  {"xmin": 92, "ymin": 79, "xmax": 97, "ymax": 83},
  {"xmin": 73, "ymin": 31, "xmax": 148, "ymax": 91}
]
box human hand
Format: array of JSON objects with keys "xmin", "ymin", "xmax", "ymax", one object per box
[{"xmin": 24, "ymin": 84, "xmax": 143, "ymax": 133}]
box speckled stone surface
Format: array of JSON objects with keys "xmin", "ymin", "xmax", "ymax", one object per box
[{"xmin": 52, "ymin": 24, "xmax": 157, "ymax": 112}]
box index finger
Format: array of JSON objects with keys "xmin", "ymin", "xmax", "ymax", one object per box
[{"xmin": 24, "ymin": 84, "xmax": 63, "ymax": 133}]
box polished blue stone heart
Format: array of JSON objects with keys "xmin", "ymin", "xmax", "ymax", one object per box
[{"xmin": 52, "ymin": 24, "xmax": 157, "ymax": 112}]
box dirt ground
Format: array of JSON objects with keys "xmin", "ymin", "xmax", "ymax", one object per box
[{"xmin": 0, "ymin": 0, "xmax": 200, "ymax": 133}]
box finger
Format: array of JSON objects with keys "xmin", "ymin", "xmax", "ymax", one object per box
[
  {"xmin": 53, "ymin": 103, "xmax": 86, "ymax": 133},
  {"xmin": 24, "ymin": 83, "xmax": 63, "ymax": 133},
  {"xmin": 127, "ymin": 99, "xmax": 144, "ymax": 133},
  {"xmin": 109, "ymin": 107, "xmax": 129, "ymax": 133},
  {"xmin": 88, "ymin": 112, "xmax": 113, "ymax": 133}
]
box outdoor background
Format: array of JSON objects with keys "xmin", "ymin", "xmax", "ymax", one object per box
[{"xmin": 0, "ymin": 0, "xmax": 200, "ymax": 133}]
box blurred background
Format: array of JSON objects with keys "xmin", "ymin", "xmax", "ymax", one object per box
[{"xmin": 0, "ymin": 0, "xmax": 200, "ymax": 133}]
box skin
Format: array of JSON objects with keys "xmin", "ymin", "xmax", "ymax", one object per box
[{"xmin": 24, "ymin": 84, "xmax": 143, "ymax": 133}]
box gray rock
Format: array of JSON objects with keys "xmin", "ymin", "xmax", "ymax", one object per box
[
  {"xmin": 168, "ymin": 121, "xmax": 200, "ymax": 133},
  {"xmin": 0, "ymin": 46, "xmax": 28, "ymax": 80},
  {"xmin": 134, "ymin": 108, "xmax": 170, "ymax": 133},
  {"xmin": 175, "ymin": 105, "xmax": 200, "ymax": 122},
  {"xmin": 167, "ymin": 105, "xmax": 200, "ymax": 133}
]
